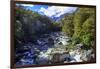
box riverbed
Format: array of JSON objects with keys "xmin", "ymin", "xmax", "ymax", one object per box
[{"xmin": 15, "ymin": 32, "xmax": 94, "ymax": 66}]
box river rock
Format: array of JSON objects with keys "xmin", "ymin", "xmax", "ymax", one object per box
[
  {"xmin": 75, "ymin": 43, "xmax": 85, "ymax": 50},
  {"xmin": 15, "ymin": 32, "xmax": 72, "ymax": 65},
  {"xmin": 36, "ymin": 56, "xmax": 50, "ymax": 64},
  {"xmin": 51, "ymin": 52, "xmax": 70, "ymax": 63},
  {"xmin": 80, "ymin": 49, "xmax": 95, "ymax": 61},
  {"xmin": 36, "ymin": 51, "xmax": 51, "ymax": 64},
  {"xmin": 19, "ymin": 58, "xmax": 34, "ymax": 65}
]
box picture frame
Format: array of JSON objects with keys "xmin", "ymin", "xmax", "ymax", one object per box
[{"xmin": 11, "ymin": 0, "xmax": 96, "ymax": 68}]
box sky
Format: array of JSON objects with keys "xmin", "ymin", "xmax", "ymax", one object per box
[{"xmin": 16, "ymin": 3, "xmax": 77, "ymax": 18}]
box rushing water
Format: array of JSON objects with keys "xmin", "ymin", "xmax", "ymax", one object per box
[{"xmin": 15, "ymin": 32, "xmax": 94, "ymax": 66}]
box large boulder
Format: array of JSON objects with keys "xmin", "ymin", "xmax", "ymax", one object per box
[
  {"xmin": 69, "ymin": 48, "xmax": 95, "ymax": 62},
  {"xmin": 51, "ymin": 52, "xmax": 70, "ymax": 63}
]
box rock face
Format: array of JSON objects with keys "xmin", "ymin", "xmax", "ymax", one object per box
[{"xmin": 15, "ymin": 10, "xmax": 54, "ymax": 43}]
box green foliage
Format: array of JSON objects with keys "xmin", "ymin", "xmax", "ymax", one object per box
[
  {"xmin": 61, "ymin": 7, "xmax": 95, "ymax": 50},
  {"xmin": 61, "ymin": 14, "xmax": 74, "ymax": 37},
  {"xmin": 72, "ymin": 8, "xmax": 95, "ymax": 49},
  {"xmin": 51, "ymin": 22, "xmax": 61, "ymax": 31},
  {"xmin": 15, "ymin": 20, "xmax": 24, "ymax": 39},
  {"xmin": 80, "ymin": 15, "xmax": 95, "ymax": 49},
  {"xmin": 15, "ymin": 6, "xmax": 54, "ymax": 43}
]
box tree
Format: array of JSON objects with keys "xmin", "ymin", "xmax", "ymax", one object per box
[
  {"xmin": 61, "ymin": 14, "xmax": 74, "ymax": 37},
  {"xmin": 72, "ymin": 7, "xmax": 95, "ymax": 49}
]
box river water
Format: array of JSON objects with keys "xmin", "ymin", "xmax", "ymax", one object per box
[{"xmin": 15, "ymin": 32, "xmax": 94, "ymax": 66}]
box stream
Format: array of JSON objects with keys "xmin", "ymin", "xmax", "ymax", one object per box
[{"xmin": 15, "ymin": 32, "xmax": 94, "ymax": 66}]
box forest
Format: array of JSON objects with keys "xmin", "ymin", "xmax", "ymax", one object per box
[{"xmin": 15, "ymin": 5, "xmax": 96, "ymax": 66}]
